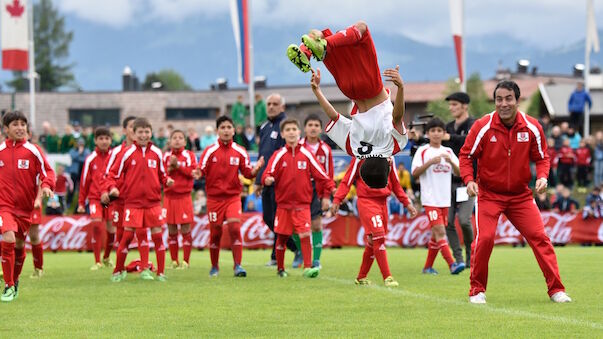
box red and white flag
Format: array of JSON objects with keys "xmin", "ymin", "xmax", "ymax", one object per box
[
  {"xmin": 449, "ymin": 0, "xmax": 464, "ymax": 86},
  {"xmin": 1, "ymin": 0, "xmax": 29, "ymax": 71}
]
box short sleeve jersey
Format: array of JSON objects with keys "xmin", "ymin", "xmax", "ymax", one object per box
[{"xmin": 411, "ymin": 144, "xmax": 459, "ymax": 207}]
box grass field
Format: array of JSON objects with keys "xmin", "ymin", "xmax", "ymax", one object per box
[{"xmin": 2, "ymin": 246, "xmax": 602, "ymax": 338}]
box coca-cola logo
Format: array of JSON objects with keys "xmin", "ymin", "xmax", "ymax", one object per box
[
  {"xmin": 38, "ymin": 216, "xmax": 90, "ymax": 251},
  {"xmin": 541, "ymin": 212, "xmax": 573, "ymax": 244}
]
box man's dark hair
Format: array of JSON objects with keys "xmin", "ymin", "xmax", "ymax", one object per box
[
  {"xmin": 2, "ymin": 110, "xmax": 28, "ymax": 128},
  {"xmin": 493, "ymin": 80, "xmax": 520, "ymax": 100},
  {"xmin": 216, "ymin": 115, "xmax": 234, "ymax": 129},
  {"xmin": 425, "ymin": 117, "xmax": 446, "ymax": 132},
  {"xmin": 304, "ymin": 114, "xmax": 322, "ymax": 127},
  {"xmin": 132, "ymin": 117, "xmax": 152, "ymax": 132},
  {"xmin": 359, "ymin": 157, "xmax": 390, "ymax": 189},
  {"xmin": 122, "ymin": 116, "xmax": 137, "ymax": 129},
  {"xmin": 170, "ymin": 129, "xmax": 186, "ymax": 138},
  {"xmin": 280, "ymin": 118, "xmax": 300, "ymax": 132},
  {"xmin": 94, "ymin": 127, "xmax": 111, "ymax": 138}
]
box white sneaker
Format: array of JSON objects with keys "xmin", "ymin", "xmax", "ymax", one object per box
[
  {"xmin": 550, "ymin": 291, "xmax": 572, "ymax": 303},
  {"xmin": 469, "ymin": 292, "xmax": 486, "ymax": 304}
]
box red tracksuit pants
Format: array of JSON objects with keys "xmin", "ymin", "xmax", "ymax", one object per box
[{"xmin": 470, "ymin": 192, "xmax": 566, "ymax": 297}]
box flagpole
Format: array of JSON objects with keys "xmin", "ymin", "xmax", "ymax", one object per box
[
  {"xmin": 584, "ymin": 0, "xmax": 592, "ymax": 137},
  {"xmin": 460, "ymin": 0, "xmax": 466, "ymax": 92},
  {"xmin": 247, "ymin": 0, "xmax": 255, "ymax": 136},
  {"xmin": 28, "ymin": 0, "xmax": 35, "ymax": 132}
]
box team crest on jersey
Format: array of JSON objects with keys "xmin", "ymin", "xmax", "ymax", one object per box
[
  {"xmin": 230, "ymin": 157, "xmax": 240, "ymax": 166},
  {"xmin": 131, "ymin": 160, "xmax": 137, "ymax": 166},
  {"xmin": 17, "ymin": 159, "xmax": 29, "ymax": 169},
  {"xmin": 317, "ymin": 155, "xmax": 326, "ymax": 163},
  {"xmin": 270, "ymin": 131, "xmax": 279, "ymax": 139},
  {"xmin": 517, "ymin": 132, "xmax": 529, "ymax": 142},
  {"xmin": 297, "ymin": 161, "xmax": 307, "ymax": 169},
  {"xmin": 148, "ymin": 159, "xmax": 157, "ymax": 168},
  {"xmin": 212, "ymin": 157, "xmax": 217, "ymax": 162}
]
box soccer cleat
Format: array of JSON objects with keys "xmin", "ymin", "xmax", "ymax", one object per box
[
  {"xmin": 354, "ymin": 277, "xmax": 371, "ymax": 286},
  {"xmin": 179, "ymin": 261, "xmax": 189, "ymax": 270},
  {"xmin": 157, "ymin": 274, "xmax": 167, "ymax": 282},
  {"xmin": 1, "ymin": 285, "xmax": 16, "ymax": 302},
  {"xmin": 550, "ymin": 291, "xmax": 572, "ymax": 303},
  {"xmin": 469, "ymin": 292, "xmax": 487, "ymax": 304},
  {"xmin": 292, "ymin": 251, "xmax": 303, "ymax": 269},
  {"xmin": 30, "ymin": 268, "xmax": 44, "ymax": 279},
  {"xmin": 90, "ymin": 262, "xmax": 103, "ymax": 271},
  {"xmin": 234, "ymin": 265, "xmax": 247, "ymax": 277},
  {"xmin": 265, "ymin": 259, "xmax": 277, "ymax": 267},
  {"xmin": 384, "ymin": 276, "xmax": 399, "ymax": 288},
  {"xmin": 13, "ymin": 280, "xmax": 19, "ymax": 299},
  {"xmin": 450, "ymin": 262, "xmax": 466, "ymax": 275},
  {"xmin": 312, "ymin": 259, "xmax": 322, "ymax": 269},
  {"xmin": 140, "ymin": 269, "xmax": 155, "ymax": 281},
  {"xmin": 209, "ymin": 267, "xmax": 219, "ymax": 277},
  {"xmin": 301, "ymin": 34, "xmax": 327, "ymax": 61},
  {"xmin": 286, "ymin": 44, "xmax": 312, "ymax": 73},
  {"xmin": 170, "ymin": 261, "xmax": 180, "ymax": 269},
  {"xmin": 102, "ymin": 258, "xmax": 114, "ymax": 268},
  {"xmin": 422, "ymin": 267, "xmax": 438, "ymax": 275},
  {"xmin": 110, "ymin": 271, "xmax": 127, "ymax": 282},
  {"xmin": 302, "ymin": 267, "xmax": 320, "ymax": 278},
  {"xmin": 277, "ymin": 270, "xmax": 288, "ymax": 278}
]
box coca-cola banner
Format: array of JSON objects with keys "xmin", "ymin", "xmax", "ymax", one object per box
[{"xmin": 24, "ymin": 212, "xmax": 603, "ymax": 251}]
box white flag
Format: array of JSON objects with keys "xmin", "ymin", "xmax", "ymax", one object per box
[
  {"xmin": 587, "ymin": 0, "xmax": 600, "ymax": 53},
  {"xmin": 1, "ymin": 0, "xmax": 29, "ymax": 70}
]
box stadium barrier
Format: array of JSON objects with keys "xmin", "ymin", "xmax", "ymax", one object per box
[{"xmin": 25, "ymin": 212, "xmax": 603, "ymax": 251}]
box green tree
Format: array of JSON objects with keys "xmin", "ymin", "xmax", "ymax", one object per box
[
  {"xmin": 527, "ymin": 91, "xmax": 543, "ymax": 118},
  {"xmin": 142, "ymin": 69, "xmax": 192, "ymax": 91},
  {"xmin": 7, "ymin": 0, "xmax": 76, "ymax": 91}
]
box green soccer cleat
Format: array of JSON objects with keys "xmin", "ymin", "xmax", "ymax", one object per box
[
  {"xmin": 384, "ymin": 276, "xmax": 399, "ymax": 288},
  {"xmin": 303, "ymin": 267, "xmax": 320, "ymax": 278},
  {"xmin": 354, "ymin": 277, "xmax": 372, "ymax": 286},
  {"xmin": 1, "ymin": 285, "xmax": 16, "ymax": 302},
  {"xmin": 110, "ymin": 271, "xmax": 127, "ymax": 283},
  {"xmin": 286, "ymin": 44, "xmax": 312, "ymax": 73},
  {"xmin": 140, "ymin": 269, "xmax": 155, "ymax": 281},
  {"xmin": 90, "ymin": 262, "xmax": 103, "ymax": 271},
  {"xmin": 178, "ymin": 261, "xmax": 189, "ymax": 270},
  {"xmin": 13, "ymin": 280, "xmax": 19, "ymax": 299},
  {"xmin": 301, "ymin": 34, "xmax": 327, "ymax": 61},
  {"xmin": 170, "ymin": 261, "xmax": 180, "ymax": 269},
  {"xmin": 277, "ymin": 270, "xmax": 288, "ymax": 278},
  {"xmin": 102, "ymin": 258, "xmax": 114, "ymax": 268},
  {"xmin": 157, "ymin": 274, "xmax": 167, "ymax": 282},
  {"xmin": 30, "ymin": 268, "xmax": 44, "ymax": 279}
]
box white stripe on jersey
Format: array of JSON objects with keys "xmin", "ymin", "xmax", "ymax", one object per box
[
  {"xmin": 81, "ymin": 151, "xmax": 98, "ymax": 186},
  {"xmin": 116, "ymin": 145, "xmax": 137, "ymax": 178},
  {"xmin": 269, "ymin": 148, "xmax": 288, "ymax": 174},
  {"xmin": 300, "ymin": 146, "xmax": 328, "ymax": 178},
  {"xmin": 105, "ymin": 144, "xmax": 123, "ymax": 175},
  {"xmin": 23, "ymin": 142, "xmax": 47, "ymax": 177},
  {"xmin": 469, "ymin": 112, "xmax": 495, "ymax": 157},
  {"xmin": 200, "ymin": 143, "xmax": 220, "ymax": 171}
]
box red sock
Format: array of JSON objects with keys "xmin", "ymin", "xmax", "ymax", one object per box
[
  {"xmin": 114, "ymin": 230, "xmax": 134, "ymax": 273},
  {"xmin": 103, "ymin": 231, "xmax": 115, "ymax": 260},
  {"xmin": 424, "ymin": 239, "xmax": 439, "ymax": 269},
  {"xmin": 182, "ymin": 231, "xmax": 192, "ymax": 264},
  {"xmin": 13, "ymin": 246, "xmax": 26, "ymax": 282},
  {"xmin": 168, "ymin": 233, "xmax": 179, "ymax": 263},
  {"xmin": 228, "ymin": 222, "xmax": 242, "ymax": 267},
  {"xmin": 299, "ymin": 43, "xmax": 312, "ymax": 59},
  {"xmin": 91, "ymin": 221, "xmax": 102, "ymax": 263},
  {"xmin": 300, "ymin": 235, "xmax": 312, "ymax": 268},
  {"xmin": 357, "ymin": 244, "xmax": 374, "ymax": 279},
  {"xmin": 135, "ymin": 229, "xmax": 149, "ymax": 270},
  {"xmin": 151, "ymin": 232, "xmax": 165, "ymax": 275},
  {"xmin": 115, "ymin": 227, "xmax": 124, "ymax": 249},
  {"xmin": 276, "ymin": 234, "xmax": 289, "ymax": 271},
  {"xmin": 372, "ymin": 236, "xmax": 391, "ymax": 279},
  {"xmin": 438, "ymin": 239, "xmax": 455, "ymax": 267},
  {"xmin": 209, "ymin": 225, "xmax": 222, "ymax": 269},
  {"xmin": 1, "ymin": 241, "xmax": 15, "ymax": 287},
  {"xmin": 325, "ymin": 26, "xmax": 362, "ymax": 48},
  {"xmin": 31, "ymin": 242, "xmax": 44, "ymax": 270}
]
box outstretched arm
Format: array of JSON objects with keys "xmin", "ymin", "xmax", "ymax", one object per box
[
  {"xmin": 311, "ymin": 68, "xmax": 339, "ymax": 121},
  {"xmin": 384, "ymin": 65, "xmax": 405, "ymax": 126}
]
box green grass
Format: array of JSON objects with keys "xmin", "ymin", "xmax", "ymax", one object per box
[{"xmin": 2, "ymin": 246, "xmax": 602, "ymax": 338}]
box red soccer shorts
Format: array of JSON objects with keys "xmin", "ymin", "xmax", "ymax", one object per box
[
  {"xmin": 357, "ymin": 198, "xmax": 388, "ymax": 237},
  {"xmin": 206, "ymin": 196, "xmax": 242, "ymax": 227},
  {"xmin": 110, "ymin": 203, "xmax": 124, "ymax": 228},
  {"xmin": 31, "ymin": 207, "xmax": 43, "ymax": 225},
  {"xmin": 274, "ymin": 207, "xmax": 311, "ymax": 236},
  {"xmin": 89, "ymin": 200, "xmax": 110, "ymax": 221},
  {"xmin": 0, "ymin": 211, "xmax": 30, "ymax": 239},
  {"xmin": 122, "ymin": 205, "xmax": 164, "ymax": 228},
  {"xmin": 424, "ymin": 206, "xmax": 449, "ymax": 228},
  {"xmin": 164, "ymin": 195, "xmax": 194, "ymax": 225}
]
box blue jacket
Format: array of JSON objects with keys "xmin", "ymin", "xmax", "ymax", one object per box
[
  {"xmin": 568, "ymin": 89, "xmax": 592, "ymax": 113},
  {"xmin": 255, "ymin": 112, "xmax": 286, "ymax": 185}
]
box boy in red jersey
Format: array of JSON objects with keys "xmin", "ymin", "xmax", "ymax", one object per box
[
  {"xmin": 77, "ymin": 127, "xmax": 114, "ymax": 270},
  {"xmin": 163, "ymin": 129, "xmax": 197, "ymax": 269},
  {"xmin": 332, "ymin": 157, "xmax": 417, "ymax": 287},
  {"xmin": 54, "ymin": 164, "xmax": 73, "ymax": 212},
  {"xmin": 261, "ymin": 118, "xmax": 335, "ymax": 278},
  {"xmin": 196, "ymin": 116, "xmax": 264, "ymax": 277},
  {"xmin": 575, "ymin": 139, "xmax": 592, "ymax": 190},
  {"xmin": 106, "ymin": 118, "xmax": 173, "ymax": 282},
  {"xmin": 0, "ymin": 111, "xmax": 55, "ymax": 301},
  {"xmin": 29, "ymin": 187, "xmax": 44, "ymax": 278}
]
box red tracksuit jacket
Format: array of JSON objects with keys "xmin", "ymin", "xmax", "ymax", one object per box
[
  {"xmin": 163, "ymin": 147, "xmax": 197, "ymax": 198},
  {"xmin": 333, "ymin": 157, "xmax": 411, "ymax": 206},
  {"xmin": 556, "ymin": 146, "xmax": 576, "ymax": 165},
  {"xmin": 106, "ymin": 142, "xmax": 168, "ymax": 208},
  {"xmin": 78, "ymin": 147, "xmax": 110, "ymax": 205},
  {"xmin": 300, "ymin": 138, "xmax": 334, "ymax": 179},
  {"xmin": 199, "ymin": 140, "xmax": 255, "ymax": 200},
  {"xmin": 262, "ymin": 143, "xmax": 335, "ymax": 209},
  {"xmin": 459, "ymin": 111, "xmax": 549, "ymax": 196},
  {"xmin": 101, "ymin": 143, "xmax": 128, "ymax": 204},
  {"xmin": 575, "ymin": 147, "xmax": 592, "ymax": 166},
  {"xmin": 55, "ymin": 173, "xmax": 73, "ymax": 195},
  {"xmin": 0, "ymin": 139, "xmax": 56, "ymax": 218}
]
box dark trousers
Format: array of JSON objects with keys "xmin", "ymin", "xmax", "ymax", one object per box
[
  {"xmin": 446, "ymin": 182, "xmax": 475, "ymax": 265},
  {"xmin": 569, "ymin": 112, "xmax": 584, "ymax": 136},
  {"xmin": 262, "ymin": 186, "xmax": 297, "ymax": 260},
  {"xmin": 577, "ymin": 165, "xmax": 590, "ymax": 187},
  {"xmin": 557, "ymin": 163, "xmax": 574, "ymax": 188}
]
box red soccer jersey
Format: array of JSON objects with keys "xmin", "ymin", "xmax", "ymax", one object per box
[
  {"xmin": 262, "ymin": 143, "xmax": 335, "ymax": 209},
  {"xmin": 0, "ymin": 139, "xmax": 56, "ymax": 218},
  {"xmin": 78, "ymin": 147, "xmax": 110, "ymax": 205},
  {"xmin": 54, "ymin": 173, "xmax": 73, "ymax": 195},
  {"xmin": 300, "ymin": 138, "xmax": 334, "ymax": 179},
  {"xmin": 547, "ymin": 147, "xmax": 558, "ymax": 169},
  {"xmin": 101, "ymin": 143, "xmax": 128, "ymax": 204},
  {"xmin": 575, "ymin": 146, "xmax": 592, "ymax": 166},
  {"xmin": 106, "ymin": 142, "xmax": 168, "ymax": 209},
  {"xmin": 333, "ymin": 157, "xmax": 410, "ymax": 206},
  {"xmin": 199, "ymin": 140, "xmax": 256, "ymax": 200},
  {"xmin": 163, "ymin": 147, "xmax": 197, "ymax": 198},
  {"xmin": 556, "ymin": 146, "xmax": 576, "ymax": 165}
]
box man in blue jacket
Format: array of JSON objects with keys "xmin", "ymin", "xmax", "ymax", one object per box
[{"xmin": 568, "ymin": 82, "xmax": 592, "ymax": 135}]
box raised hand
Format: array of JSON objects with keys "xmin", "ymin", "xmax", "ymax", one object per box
[
  {"xmin": 311, "ymin": 68, "xmax": 322, "ymax": 90},
  {"xmin": 383, "ymin": 65, "xmax": 403, "ymax": 87}
]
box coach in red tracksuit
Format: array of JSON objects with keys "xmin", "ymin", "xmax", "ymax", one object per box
[{"xmin": 460, "ymin": 81, "xmax": 570, "ymax": 304}]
